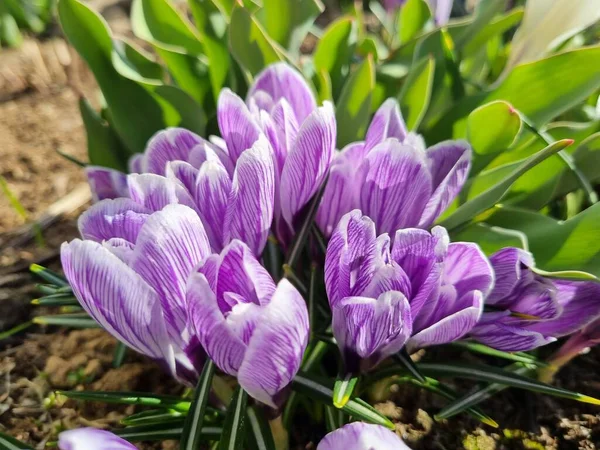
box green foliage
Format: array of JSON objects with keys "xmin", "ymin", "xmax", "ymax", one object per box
[{"xmin": 0, "ymin": 0, "xmax": 54, "ymax": 48}]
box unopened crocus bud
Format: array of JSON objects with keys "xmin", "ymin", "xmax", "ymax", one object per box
[{"xmin": 317, "ymin": 422, "xmax": 411, "ymax": 449}]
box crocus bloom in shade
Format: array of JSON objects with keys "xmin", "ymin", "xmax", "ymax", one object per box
[
  {"xmin": 86, "ymin": 128, "xmax": 274, "ymax": 256},
  {"xmin": 187, "ymin": 239, "xmax": 309, "ymax": 408},
  {"xmin": 382, "ymin": 0, "xmax": 453, "ymax": 25},
  {"xmin": 470, "ymin": 247, "xmax": 600, "ymax": 352},
  {"xmin": 59, "ymin": 428, "xmax": 135, "ymax": 450},
  {"xmin": 317, "ymin": 423, "xmax": 411, "ymax": 450},
  {"xmin": 62, "ymin": 200, "xmax": 213, "ymax": 383},
  {"xmin": 317, "ymin": 98, "xmax": 470, "ymax": 237},
  {"xmin": 325, "ymin": 210, "xmax": 493, "ymax": 372},
  {"xmin": 219, "ymin": 63, "xmax": 336, "ymax": 246}
]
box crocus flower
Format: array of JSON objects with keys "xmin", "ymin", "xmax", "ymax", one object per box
[
  {"xmin": 382, "ymin": 0, "xmax": 453, "ymax": 25},
  {"xmin": 317, "ymin": 99, "xmax": 470, "ymax": 237},
  {"xmin": 470, "ymin": 247, "xmax": 600, "ymax": 352},
  {"xmin": 317, "ymin": 422, "xmax": 411, "ymax": 450},
  {"xmin": 59, "ymin": 428, "xmax": 135, "ymax": 450},
  {"xmin": 62, "ymin": 200, "xmax": 213, "ymax": 383},
  {"xmin": 86, "ymin": 128, "xmax": 274, "ymax": 256},
  {"xmin": 325, "ymin": 210, "xmax": 493, "ymax": 372},
  {"xmin": 187, "ymin": 239, "xmax": 309, "ymax": 408}
]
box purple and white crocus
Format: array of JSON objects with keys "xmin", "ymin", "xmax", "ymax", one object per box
[
  {"xmin": 317, "ymin": 99, "xmax": 470, "ymax": 237},
  {"xmin": 86, "ymin": 63, "xmax": 335, "ymax": 253},
  {"xmin": 470, "ymin": 247, "xmax": 600, "ymax": 352},
  {"xmin": 317, "ymin": 422, "xmax": 411, "ymax": 450},
  {"xmin": 58, "ymin": 428, "xmax": 135, "ymax": 450},
  {"xmin": 187, "ymin": 240, "xmax": 309, "ymax": 408},
  {"xmin": 62, "ymin": 200, "xmax": 212, "ymax": 384},
  {"xmin": 325, "ymin": 210, "xmax": 493, "ymax": 372}
]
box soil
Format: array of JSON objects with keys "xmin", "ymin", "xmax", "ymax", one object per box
[{"xmin": 1, "ymin": 3, "xmax": 600, "ymax": 450}]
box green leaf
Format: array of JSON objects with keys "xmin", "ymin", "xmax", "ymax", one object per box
[
  {"xmin": 453, "ymin": 0, "xmax": 505, "ymax": 49},
  {"xmin": 111, "ymin": 39, "xmax": 165, "ymax": 85},
  {"xmin": 58, "ymin": 0, "xmax": 167, "ymax": 154},
  {"xmin": 155, "ymin": 85, "xmax": 206, "ymax": 135},
  {"xmin": 292, "ymin": 372, "xmax": 395, "ymax": 430},
  {"xmin": 33, "ymin": 314, "xmax": 98, "ymax": 329},
  {"xmin": 113, "ymin": 342, "xmax": 128, "ymax": 368},
  {"xmin": 333, "ymin": 373, "xmax": 359, "ymax": 408},
  {"xmin": 219, "ymin": 386, "xmax": 248, "ymax": 450},
  {"xmin": 398, "ymin": 0, "xmax": 430, "ymax": 45},
  {"xmin": 335, "ymin": 56, "xmax": 376, "ymax": 147},
  {"xmin": 56, "ymin": 390, "xmax": 191, "ymax": 412},
  {"xmin": 114, "ymin": 422, "xmax": 221, "ymax": 442},
  {"xmin": 0, "ymin": 432, "xmax": 33, "ymax": 450},
  {"xmin": 486, "ymin": 204, "xmax": 600, "ymax": 277},
  {"xmin": 467, "ymin": 101, "xmax": 522, "ymax": 156},
  {"xmin": 29, "ymin": 264, "xmax": 68, "ymax": 287},
  {"xmin": 394, "ymin": 349, "xmax": 426, "ymax": 383},
  {"xmin": 0, "ymin": 321, "xmax": 33, "ymax": 341},
  {"xmin": 31, "ymin": 293, "xmax": 79, "ymax": 307},
  {"xmin": 462, "ymin": 8, "xmax": 524, "ymax": 57},
  {"xmin": 121, "ymin": 409, "xmax": 184, "ymax": 426},
  {"xmin": 450, "ymin": 341, "xmax": 549, "ymax": 367},
  {"xmin": 181, "ymin": 360, "xmax": 216, "ymax": 450},
  {"xmin": 0, "ymin": 6, "xmax": 23, "ymax": 47},
  {"xmin": 228, "ymin": 5, "xmax": 285, "ymax": 78},
  {"xmin": 313, "ymin": 16, "xmax": 354, "ymax": 100},
  {"xmin": 398, "ymin": 56, "xmax": 435, "ymax": 131},
  {"xmin": 78, "ymin": 98, "xmax": 127, "ymax": 171},
  {"xmin": 439, "ymin": 139, "xmax": 572, "ymax": 230},
  {"xmin": 246, "ymin": 406, "xmax": 276, "ymax": 450}
]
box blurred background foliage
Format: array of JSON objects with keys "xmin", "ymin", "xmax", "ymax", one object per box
[{"xmin": 0, "ymin": 0, "xmax": 55, "ymax": 47}]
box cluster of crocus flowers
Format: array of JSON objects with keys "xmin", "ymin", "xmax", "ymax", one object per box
[
  {"xmin": 469, "ymin": 247, "xmax": 600, "ymax": 352},
  {"xmin": 325, "ymin": 210, "xmax": 493, "ymax": 372}
]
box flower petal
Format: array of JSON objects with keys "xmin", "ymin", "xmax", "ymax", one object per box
[
  {"xmin": 332, "ymin": 292, "xmax": 412, "ymax": 371},
  {"xmin": 270, "ymin": 99, "xmax": 300, "ymax": 173},
  {"xmin": 359, "ymin": 139, "xmax": 432, "ymax": 234},
  {"xmin": 237, "ymin": 279, "xmax": 309, "ymax": 408},
  {"xmin": 86, "ymin": 167, "xmax": 129, "ymax": 202},
  {"xmin": 78, "ymin": 198, "xmax": 150, "ymax": 243},
  {"xmin": 166, "ymin": 160, "xmax": 198, "ymax": 195},
  {"xmin": 188, "ymin": 141, "xmax": 235, "ymax": 176},
  {"xmin": 59, "ymin": 428, "xmax": 137, "ymax": 450},
  {"xmin": 364, "ymin": 99, "xmax": 408, "ymax": 151},
  {"xmin": 419, "ymin": 140, "xmax": 471, "ymax": 227},
  {"xmin": 127, "ymin": 173, "xmax": 198, "ymax": 213},
  {"xmin": 279, "ymin": 102, "xmax": 336, "ymax": 234},
  {"xmin": 217, "ymin": 89, "xmax": 262, "ymax": 164},
  {"xmin": 128, "ymin": 154, "xmax": 143, "ymax": 174},
  {"xmin": 247, "ymin": 62, "xmax": 317, "ymax": 123},
  {"xmin": 143, "ymin": 128, "xmax": 206, "ymax": 175},
  {"xmin": 227, "ymin": 135, "xmax": 276, "ymax": 256},
  {"xmin": 487, "ymin": 247, "xmax": 535, "ymax": 304},
  {"xmin": 131, "ymin": 204, "xmax": 211, "ymax": 349},
  {"xmin": 317, "ymin": 423, "xmax": 411, "ymax": 450},
  {"xmin": 61, "ymin": 240, "xmax": 173, "ymax": 367},
  {"xmin": 443, "ymin": 242, "xmax": 494, "ymax": 298}
]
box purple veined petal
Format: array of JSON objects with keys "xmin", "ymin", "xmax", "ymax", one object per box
[
  {"xmin": 364, "ymin": 98, "xmax": 408, "ymax": 152},
  {"xmin": 102, "ymin": 237, "xmax": 135, "ymax": 264},
  {"xmin": 391, "ymin": 227, "xmax": 448, "ymax": 317},
  {"xmin": 143, "ymin": 128, "xmax": 206, "ymax": 175},
  {"xmin": 165, "ymin": 161, "xmax": 199, "ymax": 195},
  {"xmin": 429, "ymin": 0, "xmax": 454, "ymax": 25},
  {"xmin": 131, "ymin": 204, "xmax": 211, "ymax": 349},
  {"xmin": 332, "ymin": 291, "xmax": 412, "ymax": 372},
  {"xmin": 61, "ymin": 240, "xmax": 174, "ymax": 370},
  {"xmin": 487, "ymin": 247, "xmax": 535, "ymax": 304},
  {"xmin": 470, "ymin": 313, "xmax": 556, "ymax": 352},
  {"xmin": 58, "ymin": 428, "xmax": 137, "ymax": 450},
  {"xmin": 316, "ymin": 143, "xmax": 367, "ymax": 238},
  {"xmin": 280, "ymin": 101, "xmax": 336, "ymax": 234},
  {"xmin": 127, "ymin": 173, "xmax": 198, "ymax": 213},
  {"xmin": 226, "ymin": 134, "xmax": 276, "ymax": 256},
  {"xmin": 527, "ymin": 280, "xmax": 600, "ymax": 337},
  {"xmin": 408, "ymin": 290, "xmax": 484, "ymax": 351},
  {"xmin": 78, "ymin": 198, "xmax": 150, "ymax": 243},
  {"xmin": 247, "ymin": 62, "xmax": 317, "ymax": 123},
  {"xmin": 418, "ymin": 140, "xmax": 471, "ymax": 228},
  {"xmin": 442, "ymin": 242, "xmax": 494, "ymax": 298},
  {"xmin": 248, "ymin": 90, "xmax": 275, "ymax": 114},
  {"xmin": 217, "ymin": 88, "xmax": 262, "ymax": 164},
  {"xmin": 128, "ymin": 153, "xmax": 143, "ymax": 174},
  {"xmin": 317, "ymin": 422, "xmax": 411, "ymax": 450},
  {"xmin": 188, "ymin": 141, "xmax": 235, "ymax": 177},
  {"xmin": 194, "ymin": 158, "xmax": 233, "ymax": 252},
  {"xmin": 237, "ymin": 278, "xmax": 309, "ymax": 408},
  {"xmin": 270, "ymin": 99, "xmax": 300, "ymax": 175},
  {"xmin": 359, "ymin": 138, "xmax": 432, "ymax": 234},
  {"xmin": 86, "ymin": 166, "xmax": 129, "ymax": 202},
  {"xmin": 212, "ymin": 240, "xmax": 276, "ymax": 311},
  {"xmin": 187, "ymin": 271, "xmax": 248, "ymax": 376},
  {"xmin": 325, "ymin": 210, "xmax": 380, "ymax": 307}
]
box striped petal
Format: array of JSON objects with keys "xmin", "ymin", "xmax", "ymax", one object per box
[
  {"xmin": 59, "ymin": 428, "xmax": 136, "ymax": 450},
  {"xmin": 86, "ymin": 167, "xmax": 128, "ymax": 202},
  {"xmin": 127, "ymin": 173, "xmax": 198, "ymax": 213},
  {"xmin": 143, "ymin": 128, "xmax": 205, "ymax": 175},
  {"xmin": 317, "ymin": 423, "xmax": 411, "ymax": 450},
  {"xmin": 78, "ymin": 198, "xmax": 150, "ymax": 243},
  {"xmin": 364, "ymin": 99, "xmax": 408, "ymax": 152}
]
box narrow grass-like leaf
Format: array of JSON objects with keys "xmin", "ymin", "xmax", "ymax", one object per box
[
  {"xmin": 115, "ymin": 422, "xmax": 221, "ymax": 442},
  {"xmin": 113, "ymin": 342, "xmax": 128, "ymax": 368},
  {"xmin": 333, "ymin": 373, "xmax": 359, "ymax": 408},
  {"xmin": 451, "ymin": 341, "xmax": 548, "ymax": 367},
  {"xmin": 324, "ymin": 405, "xmax": 341, "ymax": 432},
  {"xmin": 33, "ymin": 314, "xmax": 99, "ymax": 329},
  {"xmin": 56, "ymin": 390, "xmax": 191, "ymax": 412},
  {"xmin": 31, "ymin": 293, "xmax": 79, "ymax": 307},
  {"xmin": 0, "ymin": 321, "xmax": 33, "ymax": 341},
  {"xmin": 246, "ymin": 406, "xmax": 276, "ymax": 450},
  {"xmin": 121, "ymin": 409, "xmax": 184, "ymax": 426},
  {"xmin": 0, "ymin": 432, "xmax": 34, "ymax": 449},
  {"xmin": 219, "ymin": 386, "xmax": 248, "ymax": 450},
  {"xmin": 29, "ymin": 264, "xmax": 68, "ymax": 287},
  {"xmin": 394, "ymin": 349, "xmax": 426, "ymax": 383},
  {"xmin": 181, "ymin": 360, "xmax": 216, "ymax": 450},
  {"xmin": 292, "ymin": 372, "xmax": 394, "ymax": 429}
]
